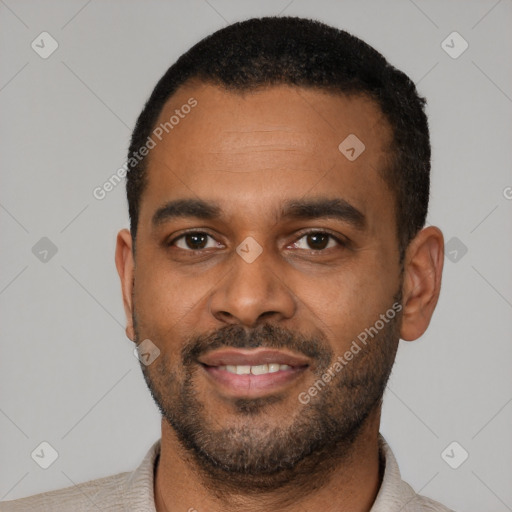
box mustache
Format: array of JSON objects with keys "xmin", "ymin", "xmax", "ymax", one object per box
[{"xmin": 181, "ymin": 323, "xmax": 333, "ymax": 369}]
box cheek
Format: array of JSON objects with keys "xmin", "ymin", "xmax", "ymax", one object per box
[
  {"xmin": 133, "ymin": 256, "xmax": 217, "ymax": 341},
  {"xmin": 295, "ymin": 251, "xmax": 398, "ymax": 343}
]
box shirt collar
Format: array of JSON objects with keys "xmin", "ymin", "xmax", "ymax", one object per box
[
  {"xmin": 125, "ymin": 438, "xmax": 161, "ymax": 512},
  {"xmin": 370, "ymin": 434, "xmax": 418, "ymax": 511},
  {"xmin": 128, "ymin": 434, "xmax": 415, "ymax": 511}
]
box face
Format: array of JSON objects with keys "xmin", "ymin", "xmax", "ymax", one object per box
[{"xmin": 120, "ymin": 83, "xmax": 406, "ymax": 485}]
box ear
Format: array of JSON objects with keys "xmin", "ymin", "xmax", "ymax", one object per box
[
  {"xmin": 400, "ymin": 226, "xmax": 444, "ymax": 341},
  {"xmin": 115, "ymin": 228, "xmax": 135, "ymax": 342}
]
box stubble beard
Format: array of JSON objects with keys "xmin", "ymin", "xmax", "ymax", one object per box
[{"xmin": 135, "ymin": 293, "xmax": 402, "ymax": 493}]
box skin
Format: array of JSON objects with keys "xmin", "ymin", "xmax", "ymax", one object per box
[{"xmin": 115, "ymin": 83, "xmax": 444, "ymax": 512}]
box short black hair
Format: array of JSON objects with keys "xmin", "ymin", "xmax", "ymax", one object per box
[{"xmin": 127, "ymin": 16, "xmax": 430, "ymax": 260}]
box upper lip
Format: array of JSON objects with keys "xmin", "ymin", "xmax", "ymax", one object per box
[{"xmin": 198, "ymin": 348, "xmax": 310, "ymax": 367}]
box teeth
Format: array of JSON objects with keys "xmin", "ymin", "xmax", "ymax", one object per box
[
  {"xmin": 236, "ymin": 365, "xmax": 251, "ymax": 375},
  {"xmin": 251, "ymin": 364, "xmax": 268, "ymax": 375},
  {"xmin": 218, "ymin": 364, "xmax": 293, "ymax": 375}
]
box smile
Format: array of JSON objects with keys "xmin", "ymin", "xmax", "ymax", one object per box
[
  {"xmin": 216, "ymin": 363, "xmax": 292, "ymax": 375},
  {"xmin": 198, "ymin": 348, "xmax": 310, "ymax": 398}
]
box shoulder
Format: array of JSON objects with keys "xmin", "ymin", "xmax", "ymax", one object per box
[
  {"xmin": 0, "ymin": 471, "xmax": 131, "ymax": 511},
  {"xmin": 0, "ymin": 438, "xmax": 161, "ymax": 512},
  {"xmin": 373, "ymin": 435, "xmax": 457, "ymax": 512},
  {"xmin": 396, "ymin": 480, "xmax": 457, "ymax": 512},
  {"xmin": 0, "ymin": 471, "xmax": 131, "ymax": 512}
]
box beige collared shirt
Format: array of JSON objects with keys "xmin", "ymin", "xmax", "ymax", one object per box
[{"xmin": 0, "ymin": 435, "xmax": 455, "ymax": 511}]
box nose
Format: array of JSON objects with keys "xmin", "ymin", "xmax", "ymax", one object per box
[{"xmin": 208, "ymin": 241, "xmax": 297, "ymax": 328}]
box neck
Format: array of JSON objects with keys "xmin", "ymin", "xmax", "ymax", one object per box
[{"xmin": 154, "ymin": 407, "xmax": 384, "ymax": 512}]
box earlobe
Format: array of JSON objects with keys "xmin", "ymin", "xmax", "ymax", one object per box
[
  {"xmin": 115, "ymin": 229, "xmax": 136, "ymax": 342},
  {"xmin": 400, "ymin": 226, "xmax": 444, "ymax": 341}
]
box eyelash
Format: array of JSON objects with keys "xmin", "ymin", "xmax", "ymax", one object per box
[{"xmin": 166, "ymin": 230, "xmax": 348, "ymax": 254}]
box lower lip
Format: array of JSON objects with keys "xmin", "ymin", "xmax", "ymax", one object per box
[{"xmin": 201, "ymin": 364, "xmax": 307, "ymax": 397}]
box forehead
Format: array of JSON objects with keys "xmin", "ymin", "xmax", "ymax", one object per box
[{"xmin": 138, "ymin": 82, "xmax": 394, "ymax": 233}]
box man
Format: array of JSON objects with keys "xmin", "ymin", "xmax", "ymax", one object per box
[{"xmin": 1, "ymin": 16, "xmax": 452, "ymax": 512}]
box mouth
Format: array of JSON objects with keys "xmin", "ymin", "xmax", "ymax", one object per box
[{"xmin": 198, "ymin": 348, "xmax": 310, "ymax": 398}]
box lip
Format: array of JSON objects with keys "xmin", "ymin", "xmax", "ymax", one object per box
[
  {"xmin": 198, "ymin": 348, "xmax": 310, "ymax": 367},
  {"xmin": 198, "ymin": 348, "xmax": 310, "ymax": 398}
]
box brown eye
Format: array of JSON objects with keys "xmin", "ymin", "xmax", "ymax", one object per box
[
  {"xmin": 185, "ymin": 233, "xmax": 208, "ymax": 250},
  {"xmin": 291, "ymin": 231, "xmax": 344, "ymax": 251},
  {"xmin": 306, "ymin": 233, "xmax": 330, "ymax": 250},
  {"xmin": 170, "ymin": 232, "xmax": 218, "ymax": 251}
]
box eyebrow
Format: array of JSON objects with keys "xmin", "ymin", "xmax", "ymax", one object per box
[{"xmin": 151, "ymin": 197, "xmax": 366, "ymax": 231}]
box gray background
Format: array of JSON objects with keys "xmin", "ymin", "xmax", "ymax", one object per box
[{"xmin": 1, "ymin": 0, "xmax": 511, "ymax": 510}]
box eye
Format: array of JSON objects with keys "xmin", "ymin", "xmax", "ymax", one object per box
[
  {"xmin": 169, "ymin": 232, "xmax": 222, "ymax": 251},
  {"xmin": 167, "ymin": 230, "xmax": 346, "ymax": 253},
  {"xmin": 291, "ymin": 231, "xmax": 345, "ymax": 251}
]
